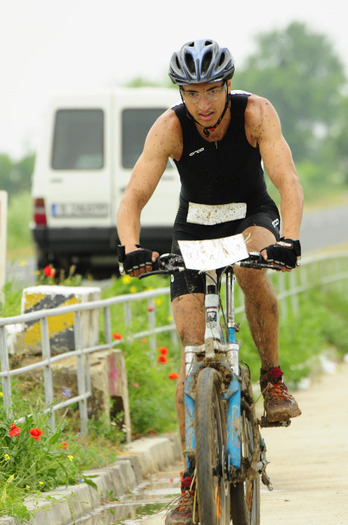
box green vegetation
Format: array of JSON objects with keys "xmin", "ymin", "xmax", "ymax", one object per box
[{"xmin": 6, "ymin": 191, "xmax": 33, "ymax": 258}]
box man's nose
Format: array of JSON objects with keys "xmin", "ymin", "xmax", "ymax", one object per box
[{"xmin": 197, "ymin": 93, "xmax": 211, "ymax": 110}]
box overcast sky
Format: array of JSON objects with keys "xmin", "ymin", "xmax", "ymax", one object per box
[{"xmin": 2, "ymin": 0, "xmax": 348, "ymax": 158}]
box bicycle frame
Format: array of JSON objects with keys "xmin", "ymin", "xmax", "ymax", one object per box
[{"xmin": 184, "ymin": 266, "xmax": 243, "ymax": 474}]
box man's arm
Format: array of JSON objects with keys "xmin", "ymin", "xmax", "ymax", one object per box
[
  {"xmin": 117, "ymin": 108, "xmax": 182, "ymax": 273},
  {"xmin": 246, "ymin": 95, "xmax": 303, "ymax": 239},
  {"xmin": 246, "ymin": 95, "xmax": 303, "ymax": 240}
]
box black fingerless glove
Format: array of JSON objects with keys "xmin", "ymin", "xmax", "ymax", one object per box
[
  {"xmin": 118, "ymin": 244, "xmax": 155, "ymax": 274},
  {"xmin": 264, "ymin": 238, "xmax": 301, "ymax": 269}
]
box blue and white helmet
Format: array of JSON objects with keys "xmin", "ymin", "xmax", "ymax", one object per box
[{"xmin": 169, "ymin": 39, "xmax": 235, "ymax": 86}]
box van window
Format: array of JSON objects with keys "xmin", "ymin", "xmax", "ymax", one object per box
[
  {"xmin": 122, "ymin": 108, "xmax": 173, "ymax": 169},
  {"xmin": 52, "ymin": 109, "xmax": 104, "ymax": 169}
]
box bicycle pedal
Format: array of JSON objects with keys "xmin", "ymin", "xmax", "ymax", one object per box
[{"xmin": 259, "ymin": 416, "xmax": 291, "ymax": 428}]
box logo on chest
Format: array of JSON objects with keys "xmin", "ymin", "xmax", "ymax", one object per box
[{"xmin": 189, "ymin": 147, "xmax": 205, "ymax": 157}]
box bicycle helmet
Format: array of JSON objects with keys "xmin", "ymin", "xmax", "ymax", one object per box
[{"xmin": 169, "ymin": 39, "xmax": 235, "ymax": 85}]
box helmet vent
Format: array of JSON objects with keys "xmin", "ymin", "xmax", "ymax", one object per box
[
  {"xmin": 218, "ymin": 52, "xmax": 226, "ymax": 67},
  {"xmin": 202, "ymin": 51, "xmax": 212, "ymax": 75},
  {"xmin": 184, "ymin": 52, "xmax": 195, "ymax": 74}
]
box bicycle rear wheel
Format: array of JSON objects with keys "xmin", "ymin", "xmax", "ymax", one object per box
[
  {"xmin": 196, "ymin": 367, "xmax": 231, "ymax": 525},
  {"xmin": 230, "ymin": 365, "xmax": 260, "ymax": 525}
]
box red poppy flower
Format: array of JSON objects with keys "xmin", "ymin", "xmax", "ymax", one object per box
[
  {"xmin": 43, "ymin": 265, "xmax": 52, "ymax": 277},
  {"xmin": 29, "ymin": 428, "xmax": 43, "ymax": 441},
  {"xmin": 113, "ymin": 333, "xmax": 122, "ymax": 340},
  {"xmin": 168, "ymin": 372, "xmax": 179, "ymax": 380},
  {"xmin": 158, "ymin": 347, "xmax": 169, "ymax": 356},
  {"xmin": 9, "ymin": 423, "xmax": 21, "ymax": 437},
  {"xmin": 60, "ymin": 442, "xmax": 68, "ymax": 449},
  {"xmin": 147, "ymin": 306, "xmax": 154, "ymax": 312},
  {"xmin": 157, "ymin": 355, "xmax": 167, "ymax": 364}
]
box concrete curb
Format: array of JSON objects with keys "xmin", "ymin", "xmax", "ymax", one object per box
[{"xmin": 0, "ymin": 434, "xmax": 182, "ymax": 525}]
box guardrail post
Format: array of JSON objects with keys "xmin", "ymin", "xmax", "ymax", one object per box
[
  {"xmin": 0, "ymin": 325, "xmax": 11, "ymax": 415},
  {"xmin": 74, "ymin": 310, "xmax": 88, "ymax": 434},
  {"xmin": 124, "ymin": 301, "xmax": 131, "ymax": 327},
  {"xmin": 41, "ymin": 316, "xmax": 55, "ymax": 430},
  {"xmin": 278, "ymin": 271, "xmax": 288, "ymax": 319},
  {"xmin": 103, "ymin": 306, "xmax": 112, "ymax": 345},
  {"xmin": 289, "ymin": 271, "xmax": 299, "ymax": 316}
]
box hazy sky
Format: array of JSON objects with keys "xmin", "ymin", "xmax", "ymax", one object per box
[{"xmin": 2, "ymin": 0, "xmax": 348, "ymax": 158}]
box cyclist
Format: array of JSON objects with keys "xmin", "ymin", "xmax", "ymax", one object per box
[{"xmin": 117, "ymin": 39, "xmax": 303, "ymax": 524}]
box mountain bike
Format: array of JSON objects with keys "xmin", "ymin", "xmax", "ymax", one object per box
[{"xmin": 140, "ymin": 234, "xmax": 289, "ymax": 525}]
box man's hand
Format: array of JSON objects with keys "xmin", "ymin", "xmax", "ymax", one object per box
[
  {"xmin": 262, "ymin": 238, "xmax": 301, "ymax": 271},
  {"xmin": 118, "ymin": 245, "xmax": 159, "ymax": 276}
]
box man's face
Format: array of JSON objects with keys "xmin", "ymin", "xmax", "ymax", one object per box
[{"xmin": 180, "ymin": 80, "xmax": 229, "ymax": 128}]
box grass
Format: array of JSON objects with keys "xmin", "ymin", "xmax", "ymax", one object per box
[{"xmin": 6, "ymin": 192, "xmax": 34, "ymax": 259}]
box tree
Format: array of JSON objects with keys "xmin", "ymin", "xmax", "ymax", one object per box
[
  {"xmin": 333, "ymin": 95, "xmax": 348, "ymax": 183},
  {"xmin": 234, "ymin": 22, "xmax": 346, "ymax": 165},
  {"xmin": 0, "ymin": 152, "xmax": 35, "ymax": 197}
]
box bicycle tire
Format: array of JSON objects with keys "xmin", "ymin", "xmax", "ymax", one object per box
[
  {"xmin": 230, "ymin": 365, "xmax": 260, "ymax": 525},
  {"xmin": 196, "ymin": 367, "xmax": 231, "ymax": 525}
]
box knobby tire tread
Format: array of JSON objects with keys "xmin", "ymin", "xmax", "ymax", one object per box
[{"xmin": 195, "ymin": 367, "xmax": 230, "ymax": 525}]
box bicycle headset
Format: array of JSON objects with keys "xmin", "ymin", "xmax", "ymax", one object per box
[{"xmin": 168, "ymin": 39, "xmax": 235, "ymax": 137}]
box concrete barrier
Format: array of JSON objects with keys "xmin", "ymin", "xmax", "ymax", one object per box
[
  {"xmin": 52, "ymin": 348, "xmax": 132, "ymax": 443},
  {"xmin": 20, "ymin": 285, "xmax": 101, "ymax": 355}
]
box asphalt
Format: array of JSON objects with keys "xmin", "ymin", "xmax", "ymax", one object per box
[{"xmin": 0, "ymin": 434, "xmax": 182, "ymax": 525}]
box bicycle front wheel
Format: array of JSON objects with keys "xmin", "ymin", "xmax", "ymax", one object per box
[
  {"xmin": 230, "ymin": 365, "xmax": 260, "ymax": 525},
  {"xmin": 196, "ymin": 367, "xmax": 231, "ymax": 525}
]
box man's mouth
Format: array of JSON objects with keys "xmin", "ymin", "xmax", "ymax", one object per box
[{"xmin": 198, "ymin": 112, "xmax": 214, "ymax": 122}]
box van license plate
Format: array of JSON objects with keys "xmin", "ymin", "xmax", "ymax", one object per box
[{"xmin": 51, "ymin": 203, "xmax": 108, "ymax": 217}]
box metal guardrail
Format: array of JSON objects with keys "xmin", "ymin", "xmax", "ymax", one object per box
[{"xmin": 1, "ymin": 251, "xmax": 348, "ymax": 434}]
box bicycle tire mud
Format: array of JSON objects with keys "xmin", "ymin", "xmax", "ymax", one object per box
[
  {"xmin": 230, "ymin": 365, "xmax": 260, "ymax": 525},
  {"xmin": 195, "ymin": 367, "xmax": 231, "ymax": 525}
]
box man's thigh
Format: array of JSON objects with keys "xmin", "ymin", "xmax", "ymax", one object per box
[{"xmin": 241, "ymin": 225, "xmax": 276, "ymax": 252}]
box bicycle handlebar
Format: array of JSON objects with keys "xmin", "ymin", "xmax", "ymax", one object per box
[{"xmin": 138, "ymin": 252, "xmax": 281, "ymax": 279}]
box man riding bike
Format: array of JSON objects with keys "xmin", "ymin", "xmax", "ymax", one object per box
[{"xmin": 117, "ymin": 39, "xmax": 303, "ymax": 524}]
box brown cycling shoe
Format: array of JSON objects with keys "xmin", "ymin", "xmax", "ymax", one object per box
[
  {"xmin": 165, "ymin": 472, "xmax": 195, "ymax": 525},
  {"xmin": 260, "ymin": 367, "xmax": 302, "ymax": 423}
]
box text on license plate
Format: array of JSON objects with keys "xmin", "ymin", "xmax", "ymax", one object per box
[{"xmin": 51, "ymin": 203, "xmax": 108, "ymax": 217}]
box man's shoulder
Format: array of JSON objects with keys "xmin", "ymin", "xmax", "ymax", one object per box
[
  {"xmin": 148, "ymin": 107, "xmax": 182, "ymax": 159},
  {"xmin": 152, "ymin": 107, "xmax": 182, "ymax": 134}
]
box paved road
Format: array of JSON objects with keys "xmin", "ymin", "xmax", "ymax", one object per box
[
  {"xmin": 300, "ymin": 204, "xmax": 348, "ymax": 254},
  {"xmin": 117, "ymin": 363, "xmax": 348, "ymax": 524}
]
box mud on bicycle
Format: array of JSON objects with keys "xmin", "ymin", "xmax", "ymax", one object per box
[{"xmin": 136, "ymin": 234, "xmax": 291, "ymax": 525}]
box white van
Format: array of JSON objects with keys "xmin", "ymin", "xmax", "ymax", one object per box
[{"xmin": 31, "ymin": 87, "xmax": 181, "ymax": 272}]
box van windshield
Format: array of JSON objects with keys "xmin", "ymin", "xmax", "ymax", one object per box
[
  {"xmin": 122, "ymin": 108, "xmax": 173, "ymax": 169},
  {"xmin": 52, "ymin": 109, "xmax": 104, "ymax": 170}
]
